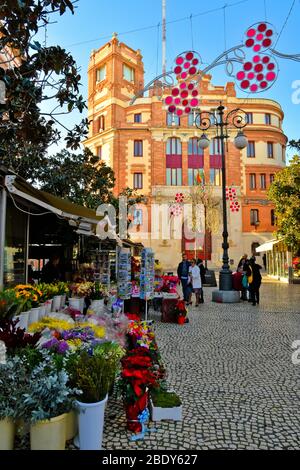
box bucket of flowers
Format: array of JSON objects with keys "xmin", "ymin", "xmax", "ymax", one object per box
[{"xmin": 172, "ymin": 300, "xmax": 188, "ymax": 325}]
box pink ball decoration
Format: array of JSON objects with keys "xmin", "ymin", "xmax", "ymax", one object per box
[
  {"xmin": 257, "ymin": 73, "xmax": 264, "ymax": 81},
  {"xmin": 180, "ymin": 82, "xmax": 186, "ymax": 89},
  {"xmin": 241, "ymin": 80, "xmax": 250, "ymax": 89},
  {"xmin": 168, "ymin": 105, "xmax": 176, "ymax": 113},
  {"xmin": 260, "ymin": 81, "xmax": 268, "ymax": 88},
  {"xmin": 190, "ymin": 98, "xmax": 198, "ymax": 107},
  {"xmin": 267, "ymin": 63, "xmax": 275, "ymax": 70},
  {"xmin": 243, "ymin": 62, "xmax": 252, "ymax": 71},
  {"xmin": 266, "ymin": 72, "xmax": 276, "ymax": 81},
  {"xmin": 247, "ymin": 28, "xmax": 256, "ymax": 37},
  {"xmin": 262, "ymin": 38, "xmax": 272, "ymax": 48},
  {"xmin": 181, "ymin": 72, "xmax": 187, "ymax": 79},
  {"xmin": 174, "ymin": 98, "xmax": 181, "ymax": 105},
  {"xmin": 246, "ymin": 39, "xmax": 254, "ymax": 47},
  {"xmin": 253, "ymin": 55, "xmax": 261, "ymax": 63},
  {"xmin": 185, "ymin": 107, "xmax": 191, "ymax": 113},
  {"xmin": 188, "ymin": 83, "xmax": 194, "ymax": 90},
  {"xmin": 254, "ymin": 63, "xmax": 263, "ymax": 72},
  {"xmin": 266, "ymin": 29, "xmax": 273, "ymax": 37},
  {"xmin": 176, "ymin": 57, "xmax": 184, "ymax": 65},
  {"xmin": 192, "ymin": 89, "xmax": 198, "ymax": 96},
  {"xmin": 247, "ymin": 72, "xmax": 255, "ymax": 80},
  {"xmin": 180, "ymin": 90, "xmax": 188, "ymax": 98},
  {"xmin": 184, "ymin": 62, "xmax": 190, "ymax": 69},
  {"xmin": 174, "ymin": 66, "xmax": 182, "ymax": 74},
  {"xmin": 192, "ymin": 58, "xmax": 199, "ymax": 65},
  {"xmin": 253, "ymin": 44, "xmax": 261, "ymax": 52},
  {"xmin": 256, "ymin": 33, "xmax": 264, "ymax": 40},
  {"xmin": 182, "ymin": 99, "xmax": 188, "ymax": 106},
  {"xmin": 236, "ymin": 71, "xmax": 245, "ymax": 80},
  {"xmin": 172, "ymin": 88, "xmax": 179, "ymax": 96},
  {"xmin": 250, "ymin": 84, "xmax": 258, "ymax": 92},
  {"xmin": 176, "ymin": 109, "xmax": 183, "ymax": 116},
  {"xmin": 262, "ymin": 56, "xmax": 270, "ymax": 63},
  {"xmin": 165, "ymin": 96, "xmax": 173, "ymax": 105}
]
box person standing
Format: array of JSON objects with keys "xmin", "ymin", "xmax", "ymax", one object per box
[
  {"xmin": 197, "ymin": 259, "xmax": 206, "ymax": 303},
  {"xmin": 41, "ymin": 254, "xmax": 62, "ymax": 283},
  {"xmin": 247, "ymin": 257, "xmax": 262, "ymax": 306},
  {"xmin": 188, "ymin": 258, "xmax": 202, "ymax": 306},
  {"xmin": 262, "ymin": 253, "xmax": 267, "ymax": 270},
  {"xmin": 177, "ymin": 253, "xmax": 191, "ymax": 302}
]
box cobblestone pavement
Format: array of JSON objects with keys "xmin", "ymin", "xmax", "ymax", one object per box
[{"xmin": 103, "ymin": 279, "xmax": 300, "ymax": 450}]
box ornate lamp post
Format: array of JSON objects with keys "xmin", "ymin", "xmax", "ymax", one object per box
[{"xmin": 195, "ymin": 104, "xmax": 248, "ymax": 294}]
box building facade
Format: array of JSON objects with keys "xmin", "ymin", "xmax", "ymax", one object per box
[{"xmin": 84, "ymin": 35, "xmax": 287, "ymax": 270}]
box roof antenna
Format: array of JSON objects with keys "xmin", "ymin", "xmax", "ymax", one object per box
[{"xmin": 162, "ymin": 0, "xmax": 166, "ymax": 75}]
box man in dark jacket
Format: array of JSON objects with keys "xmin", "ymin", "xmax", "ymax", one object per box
[
  {"xmin": 197, "ymin": 259, "xmax": 206, "ymax": 303},
  {"xmin": 247, "ymin": 256, "xmax": 262, "ymax": 305},
  {"xmin": 177, "ymin": 253, "xmax": 191, "ymax": 302}
]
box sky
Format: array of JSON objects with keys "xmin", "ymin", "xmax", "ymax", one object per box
[{"xmin": 42, "ymin": 0, "xmax": 300, "ymax": 161}]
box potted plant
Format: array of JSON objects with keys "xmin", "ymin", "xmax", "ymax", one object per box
[
  {"xmin": 149, "ymin": 386, "xmax": 182, "ymax": 421},
  {"xmin": 20, "ymin": 353, "xmax": 80, "ymax": 450},
  {"xmin": 89, "ymin": 282, "xmax": 106, "ymax": 311},
  {"xmin": 69, "ymin": 282, "xmax": 93, "ymax": 313},
  {"xmin": 0, "ymin": 290, "xmax": 22, "ymax": 324},
  {"xmin": 67, "ymin": 344, "xmax": 119, "ymax": 450},
  {"xmin": 172, "ymin": 300, "xmax": 188, "ymax": 324}
]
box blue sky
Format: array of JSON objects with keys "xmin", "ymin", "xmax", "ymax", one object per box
[{"xmin": 43, "ymin": 0, "xmax": 300, "ymax": 160}]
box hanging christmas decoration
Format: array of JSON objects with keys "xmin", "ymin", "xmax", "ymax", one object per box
[{"xmin": 226, "ymin": 186, "xmax": 240, "ymax": 212}]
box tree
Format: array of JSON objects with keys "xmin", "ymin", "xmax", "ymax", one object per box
[
  {"xmin": 268, "ymin": 155, "xmax": 300, "ymax": 250},
  {"xmin": 39, "ymin": 148, "xmax": 115, "ymax": 209},
  {"xmin": 0, "ymin": 0, "xmax": 88, "ymax": 181}
]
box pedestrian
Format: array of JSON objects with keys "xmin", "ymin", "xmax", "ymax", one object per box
[
  {"xmin": 247, "ymin": 256, "xmax": 262, "ymax": 306},
  {"xmin": 237, "ymin": 253, "xmax": 248, "ymax": 270},
  {"xmin": 238, "ymin": 257, "xmax": 249, "ymax": 300},
  {"xmin": 177, "ymin": 253, "xmax": 191, "ymax": 302},
  {"xmin": 196, "ymin": 258, "xmax": 206, "ymax": 303},
  {"xmin": 41, "ymin": 254, "xmax": 62, "ymax": 283},
  {"xmin": 262, "ymin": 253, "xmax": 267, "ymax": 270},
  {"xmin": 188, "ymin": 258, "xmax": 202, "ymax": 306}
]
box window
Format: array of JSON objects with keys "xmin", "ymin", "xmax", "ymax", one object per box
[
  {"xmin": 246, "ymin": 112, "xmax": 253, "ymax": 124},
  {"xmin": 134, "ymin": 140, "xmax": 143, "ymax": 157},
  {"xmin": 166, "ymin": 112, "xmax": 180, "ymax": 126},
  {"xmin": 188, "ymin": 109, "xmax": 199, "ymax": 126},
  {"xmin": 96, "ymin": 146, "xmax": 102, "ymax": 159},
  {"xmin": 96, "ymin": 65, "xmax": 106, "ymax": 82},
  {"xmin": 265, "ymin": 113, "xmax": 271, "ymax": 125},
  {"xmin": 270, "ymin": 173, "xmax": 275, "ymax": 184},
  {"xmin": 134, "ymin": 113, "xmax": 142, "ymax": 123},
  {"xmin": 250, "ymin": 209, "xmax": 259, "ymax": 226},
  {"xmin": 133, "ymin": 173, "xmax": 143, "ymax": 189},
  {"xmin": 123, "ymin": 64, "xmax": 135, "ymax": 82},
  {"xmin": 166, "ymin": 137, "xmax": 181, "ymax": 155},
  {"xmin": 166, "ymin": 168, "xmax": 182, "ymax": 186},
  {"xmin": 282, "ymin": 146, "xmax": 285, "ymax": 162},
  {"xmin": 210, "ymin": 138, "xmax": 222, "ymax": 155},
  {"xmin": 210, "ymin": 168, "xmax": 222, "ymax": 186},
  {"xmin": 271, "ymin": 209, "xmax": 276, "ymax": 226},
  {"xmin": 260, "ymin": 174, "xmax": 266, "ymax": 190},
  {"xmin": 249, "ymin": 173, "xmax": 256, "ymax": 190},
  {"xmin": 133, "ymin": 209, "xmax": 143, "ymax": 225},
  {"xmin": 99, "ymin": 115, "xmax": 105, "ymax": 132},
  {"xmin": 188, "ymin": 169, "xmax": 205, "ymax": 186},
  {"xmin": 247, "ymin": 141, "xmax": 255, "ymax": 158},
  {"xmin": 267, "ymin": 142, "xmax": 274, "ymax": 158},
  {"xmin": 188, "ymin": 138, "xmax": 203, "ymax": 156}
]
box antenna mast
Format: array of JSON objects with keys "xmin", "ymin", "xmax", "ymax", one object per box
[{"xmin": 162, "ymin": 0, "xmax": 166, "ymax": 75}]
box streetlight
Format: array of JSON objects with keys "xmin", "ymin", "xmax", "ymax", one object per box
[{"xmin": 195, "ymin": 103, "xmax": 248, "ymax": 295}]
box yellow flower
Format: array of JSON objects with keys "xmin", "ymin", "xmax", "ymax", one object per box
[
  {"xmin": 28, "ymin": 317, "xmax": 74, "ymax": 333},
  {"xmin": 66, "ymin": 338, "xmax": 82, "ymax": 350}
]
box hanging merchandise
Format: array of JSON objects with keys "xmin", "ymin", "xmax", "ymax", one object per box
[
  {"xmin": 140, "ymin": 248, "xmax": 155, "ymax": 301},
  {"xmin": 117, "ymin": 248, "xmax": 131, "ymax": 300}
]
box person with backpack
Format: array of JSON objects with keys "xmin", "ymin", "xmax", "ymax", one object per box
[{"xmin": 247, "ymin": 256, "xmax": 262, "ymax": 306}]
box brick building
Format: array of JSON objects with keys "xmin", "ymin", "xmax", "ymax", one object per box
[{"xmin": 84, "ymin": 34, "xmax": 287, "ymax": 270}]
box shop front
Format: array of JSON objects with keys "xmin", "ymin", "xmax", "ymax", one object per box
[{"xmin": 256, "ymin": 238, "xmax": 299, "ymax": 283}]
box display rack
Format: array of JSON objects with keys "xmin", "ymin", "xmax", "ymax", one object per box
[
  {"xmin": 117, "ymin": 248, "xmax": 131, "ymax": 304},
  {"xmin": 140, "ymin": 248, "xmax": 155, "ymax": 321}
]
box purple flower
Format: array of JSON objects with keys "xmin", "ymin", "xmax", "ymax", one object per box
[{"xmin": 57, "ymin": 341, "xmax": 69, "ymax": 354}]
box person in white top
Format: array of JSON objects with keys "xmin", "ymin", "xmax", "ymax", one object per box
[{"xmin": 188, "ymin": 258, "xmax": 202, "ymax": 306}]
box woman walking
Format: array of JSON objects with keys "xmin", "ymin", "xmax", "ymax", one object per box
[{"xmin": 188, "ymin": 258, "xmax": 202, "ymax": 306}]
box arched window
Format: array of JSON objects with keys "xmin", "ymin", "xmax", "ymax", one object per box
[{"xmin": 166, "ymin": 138, "xmax": 182, "ymax": 186}]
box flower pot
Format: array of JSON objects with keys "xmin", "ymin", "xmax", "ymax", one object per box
[
  {"xmin": 177, "ymin": 315, "xmax": 186, "ymax": 325},
  {"xmin": 90, "ymin": 299, "xmax": 104, "ymax": 312},
  {"xmin": 45, "ymin": 299, "xmax": 52, "ymax": 314},
  {"xmin": 30, "ymin": 413, "xmax": 67, "ymax": 450},
  {"xmin": 0, "ymin": 418, "xmax": 15, "ymax": 450},
  {"xmin": 65, "ymin": 410, "xmax": 78, "ymax": 441},
  {"xmin": 76, "ymin": 395, "xmax": 108, "ymax": 450},
  {"xmin": 28, "ymin": 307, "xmax": 40, "ymax": 326},
  {"xmin": 149, "ymin": 398, "xmax": 182, "ymax": 421},
  {"xmin": 52, "ymin": 295, "xmax": 62, "ymax": 312},
  {"xmin": 60, "ymin": 294, "xmax": 66, "ymax": 309},
  {"xmin": 38, "ymin": 304, "xmax": 46, "ymax": 320},
  {"xmin": 15, "ymin": 312, "xmax": 29, "ymax": 330},
  {"xmin": 69, "ymin": 297, "xmax": 84, "ymax": 314}
]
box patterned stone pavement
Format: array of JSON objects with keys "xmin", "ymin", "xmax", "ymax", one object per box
[{"xmin": 102, "ymin": 279, "xmax": 300, "ymax": 450}]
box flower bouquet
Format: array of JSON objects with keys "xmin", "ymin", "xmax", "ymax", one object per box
[{"xmin": 172, "ymin": 300, "xmax": 188, "ymax": 325}]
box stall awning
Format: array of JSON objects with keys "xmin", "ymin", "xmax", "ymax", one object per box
[{"xmin": 256, "ymin": 239, "xmax": 279, "ymax": 252}]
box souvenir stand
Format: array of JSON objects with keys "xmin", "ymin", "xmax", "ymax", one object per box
[
  {"xmin": 160, "ymin": 275, "xmax": 180, "ymax": 323},
  {"xmin": 139, "ymin": 248, "xmax": 155, "ymax": 321},
  {"xmin": 117, "ymin": 248, "xmax": 131, "ymax": 313}
]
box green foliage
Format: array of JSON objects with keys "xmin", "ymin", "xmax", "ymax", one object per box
[
  {"xmin": 38, "ymin": 148, "xmax": 115, "ymax": 209},
  {"xmin": 67, "ymin": 347, "xmax": 120, "ymax": 404},
  {"xmin": 0, "ymin": 355, "xmax": 29, "ymax": 420},
  {"xmin": 151, "ymin": 389, "xmax": 182, "ymax": 408},
  {"xmin": 0, "ymin": 0, "xmax": 88, "ymax": 181},
  {"xmin": 268, "ymin": 155, "xmax": 300, "ymax": 250},
  {"xmin": 0, "ymin": 289, "xmax": 22, "ymax": 322}
]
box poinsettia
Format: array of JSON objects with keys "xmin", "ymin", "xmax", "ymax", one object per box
[{"xmin": 0, "ymin": 319, "xmax": 41, "ymax": 353}]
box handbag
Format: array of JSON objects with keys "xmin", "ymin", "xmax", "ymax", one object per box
[
  {"xmin": 247, "ymin": 266, "xmax": 253, "ymax": 284},
  {"xmin": 242, "ymin": 274, "xmax": 248, "ymax": 288}
]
